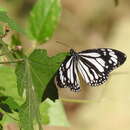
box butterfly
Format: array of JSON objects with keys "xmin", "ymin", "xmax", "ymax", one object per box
[{"xmin": 56, "ymin": 48, "xmax": 127, "ymax": 92}]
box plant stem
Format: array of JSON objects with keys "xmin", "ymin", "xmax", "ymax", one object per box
[
  {"xmin": 61, "ymin": 98, "xmax": 98, "ymax": 104},
  {"xmin": 0, "ymin": 59, "xmax": 24, "ymax": 64}
]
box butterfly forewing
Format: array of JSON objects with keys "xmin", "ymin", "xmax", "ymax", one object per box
[
  {"xmin": 79, "ymin": 48, "xmax": 126, "ymax": 72},
  {"xmin": 56, "ymin": 48, "xmax": 126, "ymax": 91}
]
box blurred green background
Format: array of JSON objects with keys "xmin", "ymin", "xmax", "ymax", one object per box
[{"xmin": 0, "ymin": 0, "xmax": 130, "ymax": 130}]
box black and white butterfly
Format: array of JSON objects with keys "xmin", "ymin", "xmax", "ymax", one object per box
[{"xmin": 56, "ymin": 48, "xmax": 126, "ymax": 92}]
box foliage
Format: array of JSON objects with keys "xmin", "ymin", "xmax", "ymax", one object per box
[
  {"xmin": 0, "ymin": 11, "xmax": 24, "ymax": 33},
  {"xmin": 27, "ymin": 0, "xmax": 61, "ymax": 43},
  {"xmin": 0, "ymin": 0, "xmax": 69, "ymax": 130}
]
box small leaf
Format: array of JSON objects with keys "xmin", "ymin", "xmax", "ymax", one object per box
[
  {"xmin": 11, "ymin": 36, "xmax": 24, "ymax": 59},
  {"xmin": 0, "ymin": 11, "xmax": 24, "ymax": 33},
  {"xmin": 0, "ymin": 103, "xmax": 12, "ymax": 113},
  {"xmin": 40, "ymin": 99, "xmax": 70, "ymax": 126},
  {"xmin": 2, "ymin": 96, "xmax": 20, "ymax": 112},
  {"xmin": 39, "ymin": 101, "xmax": 50, "ymax": 124},
  {"xmin": 27, "ymin": 0, "xmax": 61, "ymax": 43},
  {"xmin": 0, "ymin": 66, "xmax": 22, "ymax": 103},
  {"xmin": 11, "ymin": 34, "xmax": 22, "ymax": 46}
]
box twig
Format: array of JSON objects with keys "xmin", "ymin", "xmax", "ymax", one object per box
[
  {"xmin": 60, "ymin": 98, "xmax": 98, "ymax": 104},
  {"xmin": 0, "ymin": 59, "xmax": 24, "ymax": 64}
]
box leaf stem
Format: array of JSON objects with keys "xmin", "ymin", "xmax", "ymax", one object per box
[
  {"xmin": 0, "ymin": 59, "xmax": 24, "ymax": 64},
  {"xmin": 60, "ymin": 98, "xmax": 98, "ymax": 104}
]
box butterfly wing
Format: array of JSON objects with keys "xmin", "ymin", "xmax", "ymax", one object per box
[
  {"xmin": 78, "ymin": 48, "xmax": 126, "ymax": 86},
  {"xmin": 56, "ymin": 56, "xmax": 80, "ymax": 91}
]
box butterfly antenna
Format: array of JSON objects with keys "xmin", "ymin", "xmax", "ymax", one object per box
[{"xmin": 56, "ymin": 41, "xmax": 72, "ymax": 49}]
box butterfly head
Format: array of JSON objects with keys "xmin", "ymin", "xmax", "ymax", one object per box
[
  {"xmin": 70, "ymin": 49, "xmax": 79, "ymax": 60},
  {"xmin": 70, "ymin": 49, "xmax": 76, "ymax": 55}
]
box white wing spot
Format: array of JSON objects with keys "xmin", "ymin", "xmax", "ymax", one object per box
[
  {"xmin": 96, "ymin": 58, "xmax": 105, "ymax": 66},
  {"xmin": 111, "ymin": 57, "xmax": 117, "ymax": 64},
  {"xmin": 109, "ymin": 60, "xmax": 112, "ymax": 64},
  {"xmin": 103, "ymin": 52, "xmax": 107, "ymax": 55},
  {"xmin": 79, "ymin": 53, "xmax": 101, "ymax": 57},
  {"xmin": 107, "ymin": 49, "xmax": 112, "ymax": 52},
  {"xmin": 101, "ymin": 49, "xmax": 105, "ymax": 51},
  {"xmin": 106, "ymin": 65, "xmax": 108, "ymax": 68},
  {"xmin": 109, "ymin": 52, "xmax": 118, "ymax": 59}
]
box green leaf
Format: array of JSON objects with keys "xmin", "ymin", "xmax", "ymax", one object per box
[
  {"xmin": 0, "ymin": 11, "xmax": 24, "ymax": 33},
  {"xmin": 0, "ymin": 96, "xmax": 20, "ymax": 113},
  {"xmin": 18, "ymin": 59, "xmax": 38, "ymax": 130},
  {"xmin": 0, "ymin": 66, "xmax": 22, "ymax": 103},
  {"xmin": 19, "ymin": 102, "xmax": 34, "ymax": 130},
  {"xmin": 2, "ymin": 96, "xmax": 20, "ymax": 112},
  {"xmin": 0, "ymin": 66, "xmax": 21, "ymax": 125},
  {"xmin": 0, "ymin": 111, "xmax": 18, "ymax": 125},
  {"xmin": 40, "ymin": 99, "xmax": 69, "ymax": 126},
  {"xmin": 16, "ymin": 59, "xmax": 40, "ymax": 130},
  {"xmin": 11, "ymin": 34, "xmax": 22, "ymax": 46},
  {"xmin": 15, "ymin": 63, "xmax": 26, "ymax": 96},
  {"xmin": 28, "ymin": 49, "xmax": 67, "ymax": 101},
  {"xmin": 27, "ymin": 0, "xmax": 61, "ymax": 43},
  {"xmin": 0, "ymin": 8, "xmax": 7, "ymax": 12},
  {"xmin": 11, "ymin": 35, "xmax": 24, "ymax": 59},
  {"xmin": 39, "ymin": 101, "xmax": 50, "ymax": 124},
  {"xmin": 0, "ymin": 103, "xmax": 12, "ymax": 113},
  {"xmin": 16, "ymin": 49, "xmax": 67, "ymax": 129}
]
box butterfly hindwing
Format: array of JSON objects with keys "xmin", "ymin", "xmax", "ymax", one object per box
[{"xmin": 77, "ymin": 56, "xmax": 109, "ymax": 86}]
